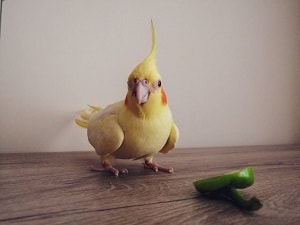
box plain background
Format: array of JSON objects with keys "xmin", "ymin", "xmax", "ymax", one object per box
[{"xmin": 0, "ymin": 0, "xmax": 299, "ymax": 153}]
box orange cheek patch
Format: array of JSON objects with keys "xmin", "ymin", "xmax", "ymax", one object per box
[{"xmin": 161, "ymin": 88, "xmax": 167, "ymax": 105}]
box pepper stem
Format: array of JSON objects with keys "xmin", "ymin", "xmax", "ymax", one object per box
[{"xmin": 225, "ymin": 186, "xmax": 263, "ymax": 211}]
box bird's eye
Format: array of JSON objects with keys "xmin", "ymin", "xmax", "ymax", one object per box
[
  {"xmin": 158, "ymin": 80, "xmax": 161, "ymax": 87},
  {"xmin": 134, "ymin": 78, "xmax": 138, "ymax": 84},
  {"xmin": 143, "ymin": 79, "xmax": 148, "ymax": 85}
]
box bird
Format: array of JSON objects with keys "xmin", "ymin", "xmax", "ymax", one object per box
[{"xmin": 75, "ymin": 21, "xmax": 179, "ymax": 176}]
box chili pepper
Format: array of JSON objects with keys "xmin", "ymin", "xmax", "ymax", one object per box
[{"xmin": 193, "ymin": 167, "xmax": 262, "ymax": 211}]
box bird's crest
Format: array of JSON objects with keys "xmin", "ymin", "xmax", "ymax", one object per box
[{"xmin": 130, "ymin": 20, "xmax": 160, "ymax": 81}]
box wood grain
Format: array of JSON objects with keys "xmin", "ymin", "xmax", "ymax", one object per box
[{"xmin": 0, "ymin": 145, "xmax": 299, "ymax": 225}]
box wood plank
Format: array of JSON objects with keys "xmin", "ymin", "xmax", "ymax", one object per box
[{"xmin": 0, "ymin": 145, "xmax": 299, "ymax": 224}]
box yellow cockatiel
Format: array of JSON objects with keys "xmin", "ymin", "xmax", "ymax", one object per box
[{"xmin": 76, "ymin": 21, "xmax": 179, "ymax": 176}]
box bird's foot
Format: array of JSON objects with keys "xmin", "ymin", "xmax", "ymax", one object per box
[
  {"xmin": 143, "ymin": 162, "xmax": 174, "ymax": 173},
  {"xmin": 88, "ymin": 165, "xmax": 128, "ymax": 177}
]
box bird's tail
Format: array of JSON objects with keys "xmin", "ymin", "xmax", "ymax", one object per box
[{"xmin": 75, "ymin": 105, "xmax": 102, "ymax": 128}]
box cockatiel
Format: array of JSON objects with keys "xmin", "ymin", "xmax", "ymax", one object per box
[{"xmin": 75, "ymin": 21, "xmax": 179, "ymax": 176}]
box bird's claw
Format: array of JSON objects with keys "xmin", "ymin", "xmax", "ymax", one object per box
[
  {"xmin": 143, "ymin": 162, "xmax": 174, "ymax": 173},
  {"xmin": 88, "ymin": 165, "xmax": 128, "ymax": 176},
  {"xmin": 119, "ymin": 168, "xmax": 129, "ymax": 174}
]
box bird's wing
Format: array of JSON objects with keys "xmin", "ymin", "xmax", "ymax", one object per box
[
  {"xmin": 75, "ymin": 105, "xmax": 102, "ymax": 128},
  {"xmin": 87, "ymin": 102, "xmax": 124, "ymax": 156},
  {"xmin": 159, "ymin": 122, "xmax": 179, "ymax": 154}
]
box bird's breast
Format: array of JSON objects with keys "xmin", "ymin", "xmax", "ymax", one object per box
[{"xmin": 113, "ymin": 107, "xmax": 173, "ymax": 159}]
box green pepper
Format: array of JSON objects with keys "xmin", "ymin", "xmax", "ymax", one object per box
[
  {"xmin": 193, "ymin": 167, "xmax": 262, "ymax": 211},
  {"xmin": 193, "ymin": 167, "xmax": 254, "ymax": 192},
  {"xmin": 226, "ymin": 186, "xmax": 263, "ymax": 211}
]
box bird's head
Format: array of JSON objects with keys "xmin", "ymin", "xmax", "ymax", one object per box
[{"xmin": 125, "ymin": 21, "xmax": 168, "ymax": 117}]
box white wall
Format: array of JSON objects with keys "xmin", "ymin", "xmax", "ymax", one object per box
[{"xmin": 0, "ymin": 0, "xmax": 299, "ymax": 153}]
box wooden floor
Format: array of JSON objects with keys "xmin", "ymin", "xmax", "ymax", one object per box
[{"xmin": 0, "ymin": 145, "xmax": 299, "ymax": 225}]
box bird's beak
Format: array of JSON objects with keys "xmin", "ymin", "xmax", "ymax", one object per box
[{"xmin": 134, "ymin": 81, "xmax": 150, "ymax": 105}]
